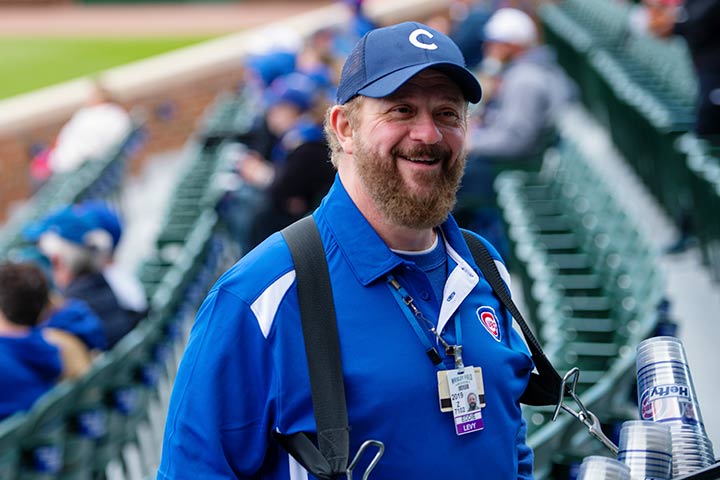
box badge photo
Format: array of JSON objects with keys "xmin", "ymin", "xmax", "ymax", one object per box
[{"xmin": 477, "ymin": 306, "xmax": 501, "ymax": 342}]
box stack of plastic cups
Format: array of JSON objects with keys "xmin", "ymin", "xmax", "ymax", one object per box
[
  {"xmin": 577, "ymin": 456, "xmax": 631, "ymax": 480},
  {"xmin": 617, "ymin": 420, "xmax": 673, "ymax": 479},
  {"xmin": 636, "ymin": 336, "xmax": 716, "ymax": 477}
]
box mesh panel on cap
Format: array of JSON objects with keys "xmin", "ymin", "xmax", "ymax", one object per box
[{"xmin": 336, "ymin": 36, "xmax": 367, "ymax": 104}]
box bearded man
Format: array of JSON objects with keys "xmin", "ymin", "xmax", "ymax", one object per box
[{"xmin": 158, "ymin": 21, "xmax": 535, "ymax": 480}]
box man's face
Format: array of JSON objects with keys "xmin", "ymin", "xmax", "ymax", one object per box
[
  {"xmin": 468, "ymin": 393, "xmax": 477, "ymax": 407},
  {"xmin": 348, "ymin": 69, "xmax": 467, "ymax": 229}
]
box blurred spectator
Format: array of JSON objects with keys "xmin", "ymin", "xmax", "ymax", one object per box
[
  {"xmin": 241, "ymin": 26, "xmax": 347, "ymax": 153},
  {"xmin": 219, "ymin": 73, "xmax": 335, "ymax": 252},
  {"xmin": 296, "ymin": 27, "xmax": 343, "ymax": 97},
  {"xmin": 32, "ymin": 206, "xmax": 139, "ymax": 348},
  {"xmin": 331, "ymin": 0, "xmax": 378, "ymax": 57},
  {"xmin": 42, "ymin": 296, "xmax": 108, "ymax": 353},
  {"xmin": 7, "ymin": 245, "xmax": 107, "ymax": 352},
  {"xmin": 467, "ymin": 7, "xmax": 576, "ymax": 157},
  {"xmin": 448, "ymin": 0, "xmax": 496, "ymax": 70},
  {"xmin": 30, "ymin": 79, "xmax": 133, "ymax": 185},
  {"xmin": 245, "ymin": 51, "xmax": 298, "ymax": 92},
  {"xmin": 0, "ymin": 262, "xmax": 91, "ymax": 421},
  {"xmin": 642, "ymin": 0, "xmax": 720, "ymax": 140},
  {"xmin": 76, "ymin": 200, "xmax": 149, "ymax": 319},
  {"xmin": 457, "ymin": 7, "xmax": 576, "ymax": 258},
  {"xmin": 26, "ymin": 201, "xmax": 149, "ymax": 322}
]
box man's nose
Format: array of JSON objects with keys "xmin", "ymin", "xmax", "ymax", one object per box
[{"xmin": 409, "ymin": 112, "xmax": 442, "ymax": 144}]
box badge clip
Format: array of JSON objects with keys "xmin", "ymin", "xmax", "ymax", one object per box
[
  {"xmin": 552, "ymin": 368, "xmax": 619, "ymax": 455},
  {"xmin": 446, "ymin": 345, "xmax": 464, "ymax": 368}
]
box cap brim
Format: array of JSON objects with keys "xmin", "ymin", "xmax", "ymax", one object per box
[
  {"xmin": 21, "ymin": 206, "xmax": 71, "ymax": 243},
  {"xmin": 357, "ymin": 62, "xmax": 482, "ymax": 104},
  {"xmin": 22, "ymin": 220, "xmax": 49, "ymax": 243}
]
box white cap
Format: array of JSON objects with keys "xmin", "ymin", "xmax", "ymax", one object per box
[{"xmin": 483, "ymin": 8, "xmax": 538, "ymax": 46}]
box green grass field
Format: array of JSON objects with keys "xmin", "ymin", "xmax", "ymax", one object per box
[{"xmin": 0, "ymin": 36, "xmax": 214, "ymax": 100}]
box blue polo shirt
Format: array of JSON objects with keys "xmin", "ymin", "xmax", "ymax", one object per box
[{"xmin": 158, "ymin": 175, "xmax": 534, "ymax": 479}]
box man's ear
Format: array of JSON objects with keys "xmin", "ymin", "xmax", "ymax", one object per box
[{"xmin": 330, "ymin": 105, "xmax": 354, "ymax": 155}]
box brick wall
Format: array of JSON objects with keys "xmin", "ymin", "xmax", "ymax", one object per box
[{"xmin": 121, "ymin": 69, "xmax": 245, "ymax": 174}]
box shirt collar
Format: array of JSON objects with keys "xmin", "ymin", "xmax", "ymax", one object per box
[{"xmin": 315, "ymin": 175, "xmax": 476, "ymax": 286}]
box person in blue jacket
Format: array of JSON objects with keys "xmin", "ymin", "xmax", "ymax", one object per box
[
  {"xmin": 158, "ymin": 21, "xmax": 534, "ymax": 479},
  {"xmin": 0, "ymin": 262, "xmax": 91, "ymax": 420}
]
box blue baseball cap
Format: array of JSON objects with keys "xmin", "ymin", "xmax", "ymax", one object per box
[
  {"xmin": 23, "ymin": 206, "xmax": 70, "ymax": 243},
  {"xmin": 25, "ymin": 206, "xmax": 99, "ymax": 246},
  {"xmin": 76, "ymin": 200, "xmax": 123, "ymax": 250},
  {"xmin": 246, "ymin": 51, "xmax": 297, "ymax": 87},
  {"xmin": 336, "ymin": 21, "xmax": 482, "ymax": 105},
  {"xmin": 23, "ymin": 201, "xmax": 119, "ymax": 251},
  {"xmin": 265, "ymin": 72, "xmax": 318, "ymax": 112}
]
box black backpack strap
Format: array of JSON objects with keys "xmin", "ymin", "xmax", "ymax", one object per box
[
  {"xmin": 461, "ymin": 230, "xmax": 564, "ymax": 407},
  {"xmin": 276, "ymin": 216, "xmax": 349, "ymax": 480}
]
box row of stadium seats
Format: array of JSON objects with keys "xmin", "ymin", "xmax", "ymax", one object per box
[
  {"xmin": 675, "ymin": 133, "xmax": 720, "ymax": 281},
  {"xmin": 541, "ymin": 0, "xmax": 720, "ymax": 280},
  {"xmin": 538, "ymin": 0, "xmax": 702, "ymax": 236},
  {"xmin": 497, "ymin": 138, "xmax": 664, "ymax": 478}
]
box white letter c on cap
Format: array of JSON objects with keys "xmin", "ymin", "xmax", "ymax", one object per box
[{"xmin": 409, "ymin": 29, "xmax": 438, "ymax": 50}]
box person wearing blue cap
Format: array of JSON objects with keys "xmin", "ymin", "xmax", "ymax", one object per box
[
  {"xmin": 76, "ymin": 200, "xmax": 149, "ymax": 318},
  {"xmin": 18, "ymin": 225, "xmax": 108, "ymax": 352},
  {"xmin": 34, "ymin": 206, "xmax": 139, "ymax": 348},
  {"xmin": 159, "ymin": 21, "xmax": 534, "ymax": 479},
  {"xmin": 223, "ymin": 72, "xmax": 336, "ymax": 252}
]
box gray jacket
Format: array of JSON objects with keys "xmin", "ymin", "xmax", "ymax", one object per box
[{"xmin": 469, "ymin": 46, "xmax": 577, "ymax": 157}]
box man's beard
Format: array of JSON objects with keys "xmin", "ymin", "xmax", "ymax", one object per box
[{"xmin": 353, "ymin": 136, "xmax": 466, "ymax": 229}]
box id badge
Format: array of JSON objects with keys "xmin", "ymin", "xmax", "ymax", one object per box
[
  {"xmin": 437, "ymin": 367, "xmax": 485, "ymax": 412},
  {"xmin": 445, "ymin": 367, "xmax": 485, "ymax": 435}
]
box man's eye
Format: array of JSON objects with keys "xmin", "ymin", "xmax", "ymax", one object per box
[
  {"xmin": 438, "ymin": 111, "xmax": 462, "ymax": 123},
  {"xmin": 392, "ymin": 106, "xmax": 412, "ymax": 114}
]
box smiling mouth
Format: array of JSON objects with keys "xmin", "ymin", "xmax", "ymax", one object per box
[{"xmin": 400, "ymin": 155, "xmax": 441, "ymax": 166}]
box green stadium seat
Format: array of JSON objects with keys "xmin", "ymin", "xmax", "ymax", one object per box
[
  {"xmin": 19, "ymin": 381, "xmax": 77, "ymax": 480},
  {"xmin": 495, "ymin": 134, "xmax": 664, "ymax": 472},
  {"xmin": 0, "ymin": 413, "xmax": 27, "ymax": 480},
  {"xmin": 62, "ymin": 354, "xmax": 117, "ymax": 480}
]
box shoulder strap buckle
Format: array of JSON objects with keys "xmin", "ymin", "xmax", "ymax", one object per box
[{"xmin": 552, "ymin": 368, "xmax": 619, "ymax": 455}]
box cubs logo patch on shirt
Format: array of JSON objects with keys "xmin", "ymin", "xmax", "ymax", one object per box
[{"xmin": 477, "ymin": 306, "xmax": 501, "ymax": 342}]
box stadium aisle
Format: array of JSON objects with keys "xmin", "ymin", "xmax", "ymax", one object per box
[
  {"xmin": 559, "ymin": 105, "xmax": 720, "ymax": 452},
  {"xmin": 115, "ymin": 149, "xmax": 188, "ymax": 273}
]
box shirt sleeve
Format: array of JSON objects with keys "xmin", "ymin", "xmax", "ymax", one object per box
[
  {"xmin": 516, "ymin": 416, "xmax": 535, "ymax": 480},
  {"xmin": 157, "ymin": 286, "xmax": 276, "ymax": 479}
]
